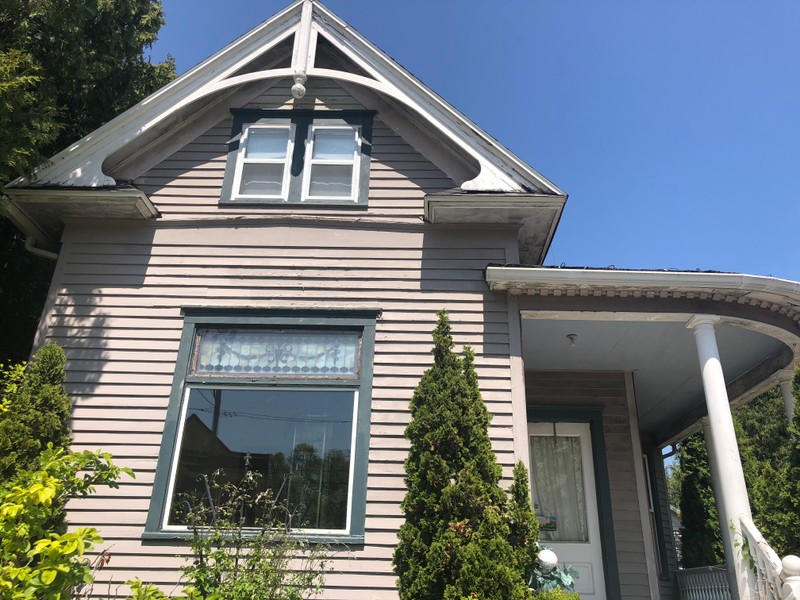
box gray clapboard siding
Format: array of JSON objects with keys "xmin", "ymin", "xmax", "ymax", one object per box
[
  {"xmin": 525, "ymin": 370, "xmax": 652, "ymax": 600},
  {"xmin": 48, "ymin": 219, "xmax": 517, "ymax": 599},
  {"xmin": 133, "ymin": 78, "xmax": 455, "ymax": 221}
]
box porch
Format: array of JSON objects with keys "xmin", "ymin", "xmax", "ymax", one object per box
[{"xmin": 487, "ymin": 266, "xmax": 800, "ymax": 600}]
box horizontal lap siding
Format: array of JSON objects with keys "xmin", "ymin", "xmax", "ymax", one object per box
[
  {"xmin": 525, "ymin": 370, "xmax": 651, "ymax": 600},
  {"xmin": 135, "ymin": 78, "xmax": 454, "ymax": 222},
  {"xmin": 52, "ymin": 223, "xmax": 515, "ymax": 598}
]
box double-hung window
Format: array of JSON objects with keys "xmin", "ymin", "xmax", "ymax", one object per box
[
  {"xmin": 145, "ymin": 309, "xmax": 377, "ymax": 543},
  {"xmin": 221, "ymin": 109, "xmax": 374, "ymax": 206},
  {"xmin": 232, "ymin": 123, "xmax": 294, "ymax": 199}
]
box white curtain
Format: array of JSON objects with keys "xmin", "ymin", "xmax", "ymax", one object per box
[{"xmin": 530, "ymin": 435, "xmax": 589, "ymax": 542}]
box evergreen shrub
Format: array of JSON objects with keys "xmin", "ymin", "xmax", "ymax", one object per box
[
  {"xmin": 393, "ymin": 310, "xmax": 540, "ymax": 599},
  {"xmin": 0, "ymin": 343, "xmax": 71, "ymax": 483},
  {"xmin": 679, "ymin": 434, "xmax": 724, "ymax": 567}
]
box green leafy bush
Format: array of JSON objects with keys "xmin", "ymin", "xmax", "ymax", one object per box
[
  {"xmin": 122, "ymin": 471, "xmax": 329, "ymax": 600},
  {"xmin": 176, "ymin": 471, "xmax": 329, "ymax": 600},
  {"xmin": 531, "ymin": 589, "xmax": 581, "ymax": 600},
  {"xmin": 0, "ymin": 445, "xmax": 131, "ymax": 599}
]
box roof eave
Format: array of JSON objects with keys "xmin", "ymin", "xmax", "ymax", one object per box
[
  {"xmin": 488, "ymin": 266, "xmax": 800, "ymax": 298},
  {"xmin": 3, "ymin": 187, "xmax": 159, "ymax": 251}
]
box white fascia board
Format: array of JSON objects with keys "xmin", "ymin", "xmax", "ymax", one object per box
[
  {"xmin": 5, "ymin": 187, "xmax": 158, "ymax": 218},
  {"xmin": 486, "ymin": 266, "xmax": 800, "ymax": 307},
  {"xmin": 2, "ymin": 201, "xmax": 56, "ymax": 246},
  {"xmin": 4, "ymin": 187, "xmax": 159, "ymax": 250},
  {"xmin": 424, "ymin": 194, "xmax": 567, "ymax": 222},
  {"xmin": 8, "ymin": 1, "xmax": 305, "ymax": 188}
]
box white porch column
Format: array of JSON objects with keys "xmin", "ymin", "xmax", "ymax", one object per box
[
  {"xmin": 702, "ymin": 417, "xmax": 738, "ymax": 596},
  {"xmin": 687, "ymin": 315, "xmax": 755, "ymax": 600},
  {"xmin": 779, "ymin": 378, "xmax": 795, "ymax": 424}
]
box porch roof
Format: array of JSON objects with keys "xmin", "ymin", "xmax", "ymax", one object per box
[{"xmin": 486, "ymin": 265, "xmax": 800, "ymax": 444}]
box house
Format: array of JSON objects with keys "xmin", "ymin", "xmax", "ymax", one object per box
[{"xmin": 4, "ymin": 1, "xmax": 800, "ymax": 598}]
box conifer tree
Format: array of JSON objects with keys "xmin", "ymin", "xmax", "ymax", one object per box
[
  {"xmin": 393, "ymin": 310, "xmax": 533, "ymax": 599},
  {"xmin": 508, "ymin": 462, "xmax": 540, "ymax": 585},
  {"xmin": 0, "ymin": 343, "xmax": 71, "ymax": 482},
  {"xmin": 675, "ymin": 368, "xmax": 800, "ymax": 561},
  {"xmin": 735, "ymin": 386, "xmax": 797, "ymax": 556},
  {"xmin": 678, "ymin": 433, "xmax": 724, "ymax": 568}
]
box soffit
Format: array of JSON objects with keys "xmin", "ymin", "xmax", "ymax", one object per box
[
  {"xmin": 521, "ymin": 317, "xmax": 788, "ymax": 444},
  {"xmin": 3, "ymin": 188, "xmax": 158, "ymax": 250}
]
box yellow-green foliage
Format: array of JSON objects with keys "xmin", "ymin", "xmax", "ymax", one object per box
[
  {"xmin": 531, "ymin": 589, "xmax": 581, "ymax": 600},
  {"xmin": 0, "ymin": 446, "xmax": 132, "ymax": 599}
]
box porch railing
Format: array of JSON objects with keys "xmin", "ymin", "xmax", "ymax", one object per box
[
  {"xmin": 738, "ymin": 516, "xmax": 800, "ymax": 600},
  {"xmin": 677, "ymin": 565, "xmax": 731, "ymax": 600},
  {"xmin": 677, "ymin": 519, "xmax": 800, "ymax": 600}
]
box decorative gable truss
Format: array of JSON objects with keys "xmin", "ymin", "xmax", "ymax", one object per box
[{"xmin": 4, "ymin": 0, "xmax": 567, "ymax": 263}]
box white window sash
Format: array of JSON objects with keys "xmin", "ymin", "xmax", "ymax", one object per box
[
  {"xmin": 301, "ymin": 124, "xmax": 360, "ymax": 202},
  {"xmin": 231, "ymin": 122, "xmax": 295, "ymax": 201}
]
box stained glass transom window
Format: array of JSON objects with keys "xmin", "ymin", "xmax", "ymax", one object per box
[{"xmin": 192, "ymin": 329, "xmax": 361, "ymax": 377}]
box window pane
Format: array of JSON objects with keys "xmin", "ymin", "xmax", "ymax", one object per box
[
  {"xmin": 239, "ymin": 163, "xmax": 285, "ymax": 196},
  {"xmin": 169, "ymin": 388, "xmax": 354, "ymax": 530},
  {"xmin": 193, "ymin": 329, "xmax": 360, "ymax": 377},
  {"xmin": 245, "ymin": 128, "xmax": 290, "ymax": 159},
  {"xmin": 308, "ymin": 164, "xmax": 353, "ymax": 198},
  {"xmin": 529, "ymin": 435, "xmax": 589, "ymax": 542},
  {"xmin": 312, "ymin": 129, "xmax": 357, "ymax": 160}
]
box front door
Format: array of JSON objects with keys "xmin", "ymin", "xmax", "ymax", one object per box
[{"xmin": 528, "ymin": 422, "xmax": 606, "ymax": 599}]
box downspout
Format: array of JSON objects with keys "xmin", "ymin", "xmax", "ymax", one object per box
[{"xmin": 24, "ymin": 236, "xmax": 58, "ymax": 261}]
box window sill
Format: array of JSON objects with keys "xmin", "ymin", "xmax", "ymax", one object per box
[
  {"xmin": 141, "ymin": 529, "xmax": 365, "ymax": 546},
  {"xmin": 219, "ymin": 199, "xmax": 369, "ymax": 210}
]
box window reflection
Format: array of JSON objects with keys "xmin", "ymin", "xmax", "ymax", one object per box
[{"xmin": 169, "ymin": 388, "xmax": 354, "ymax": 530}]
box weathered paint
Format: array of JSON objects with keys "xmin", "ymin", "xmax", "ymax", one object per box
[{"xmin": 51, "ymin": 214, "xmax": 516, "ymax": 597}]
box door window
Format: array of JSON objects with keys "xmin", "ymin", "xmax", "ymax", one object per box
[{"xmin": 530, "ymin": 434, "xmax": 589, "ymax": 542}]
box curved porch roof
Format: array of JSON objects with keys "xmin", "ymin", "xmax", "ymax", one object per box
[{"xmin": 486, "ymin": 266, "xmax": 800, "ymax": 444}]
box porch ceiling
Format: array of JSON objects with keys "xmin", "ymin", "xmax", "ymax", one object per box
[{"xmin": 521, "ymin": 317, "xmax": 786, "ymax": 441}]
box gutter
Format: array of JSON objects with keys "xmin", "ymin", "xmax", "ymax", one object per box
[{"xmin": 24, "ymin": 236, "xmax": 58, "ymax": 261}]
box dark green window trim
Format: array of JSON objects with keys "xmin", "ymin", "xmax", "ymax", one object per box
[
  {"xmin": 527, "ymin": 405, "xmax": 622, "ymax": 600},
  {"xmin": 644, "ymin": 444, "xmax": 677, "ymax": 578},
  {"xmin": 143, "ymin": 307, "xmax": 379, "ymax": 545},
  {"xmin": 220, "ymin": 109, "xmax": 375, "ymax": 208}
]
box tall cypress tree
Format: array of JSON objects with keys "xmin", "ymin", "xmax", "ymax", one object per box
[
  {"xmin": 393, "ymin": 310, "xmax": 533, "ymax": 599},
  {"xmin": 679, "ymin": 433, "xmax": 724, "ymax": 568}
]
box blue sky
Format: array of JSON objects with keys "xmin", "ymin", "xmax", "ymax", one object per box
[{"xmin": 151, "ymin": 1, "xmax": 800, "ymax": 281}]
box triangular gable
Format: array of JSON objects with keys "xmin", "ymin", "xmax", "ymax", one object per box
[{"xmin": 7, "ymin": 0, "xmax": 563, "ymax": 198}]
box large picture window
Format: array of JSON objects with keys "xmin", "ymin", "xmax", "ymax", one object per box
[
  {"xmin": 145, "ymin": 310, "xmax": 378, "ymax": 542},
  {"xmin": 220, "ymin": 109, "xmax": 374, "ymax": 206}
]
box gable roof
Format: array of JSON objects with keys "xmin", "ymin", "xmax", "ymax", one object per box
[{"xmin": 4, "ymin": 0, "xmax": 567, "ymax": 262}]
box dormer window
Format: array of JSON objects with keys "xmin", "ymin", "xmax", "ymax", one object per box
[
  {"xmin": 233, "ymin": 124, "xmax": 295, "ymax": 199},
  {"xmin": 221, "ymin": 109, "xmax": 374, "ymax": 207}
]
